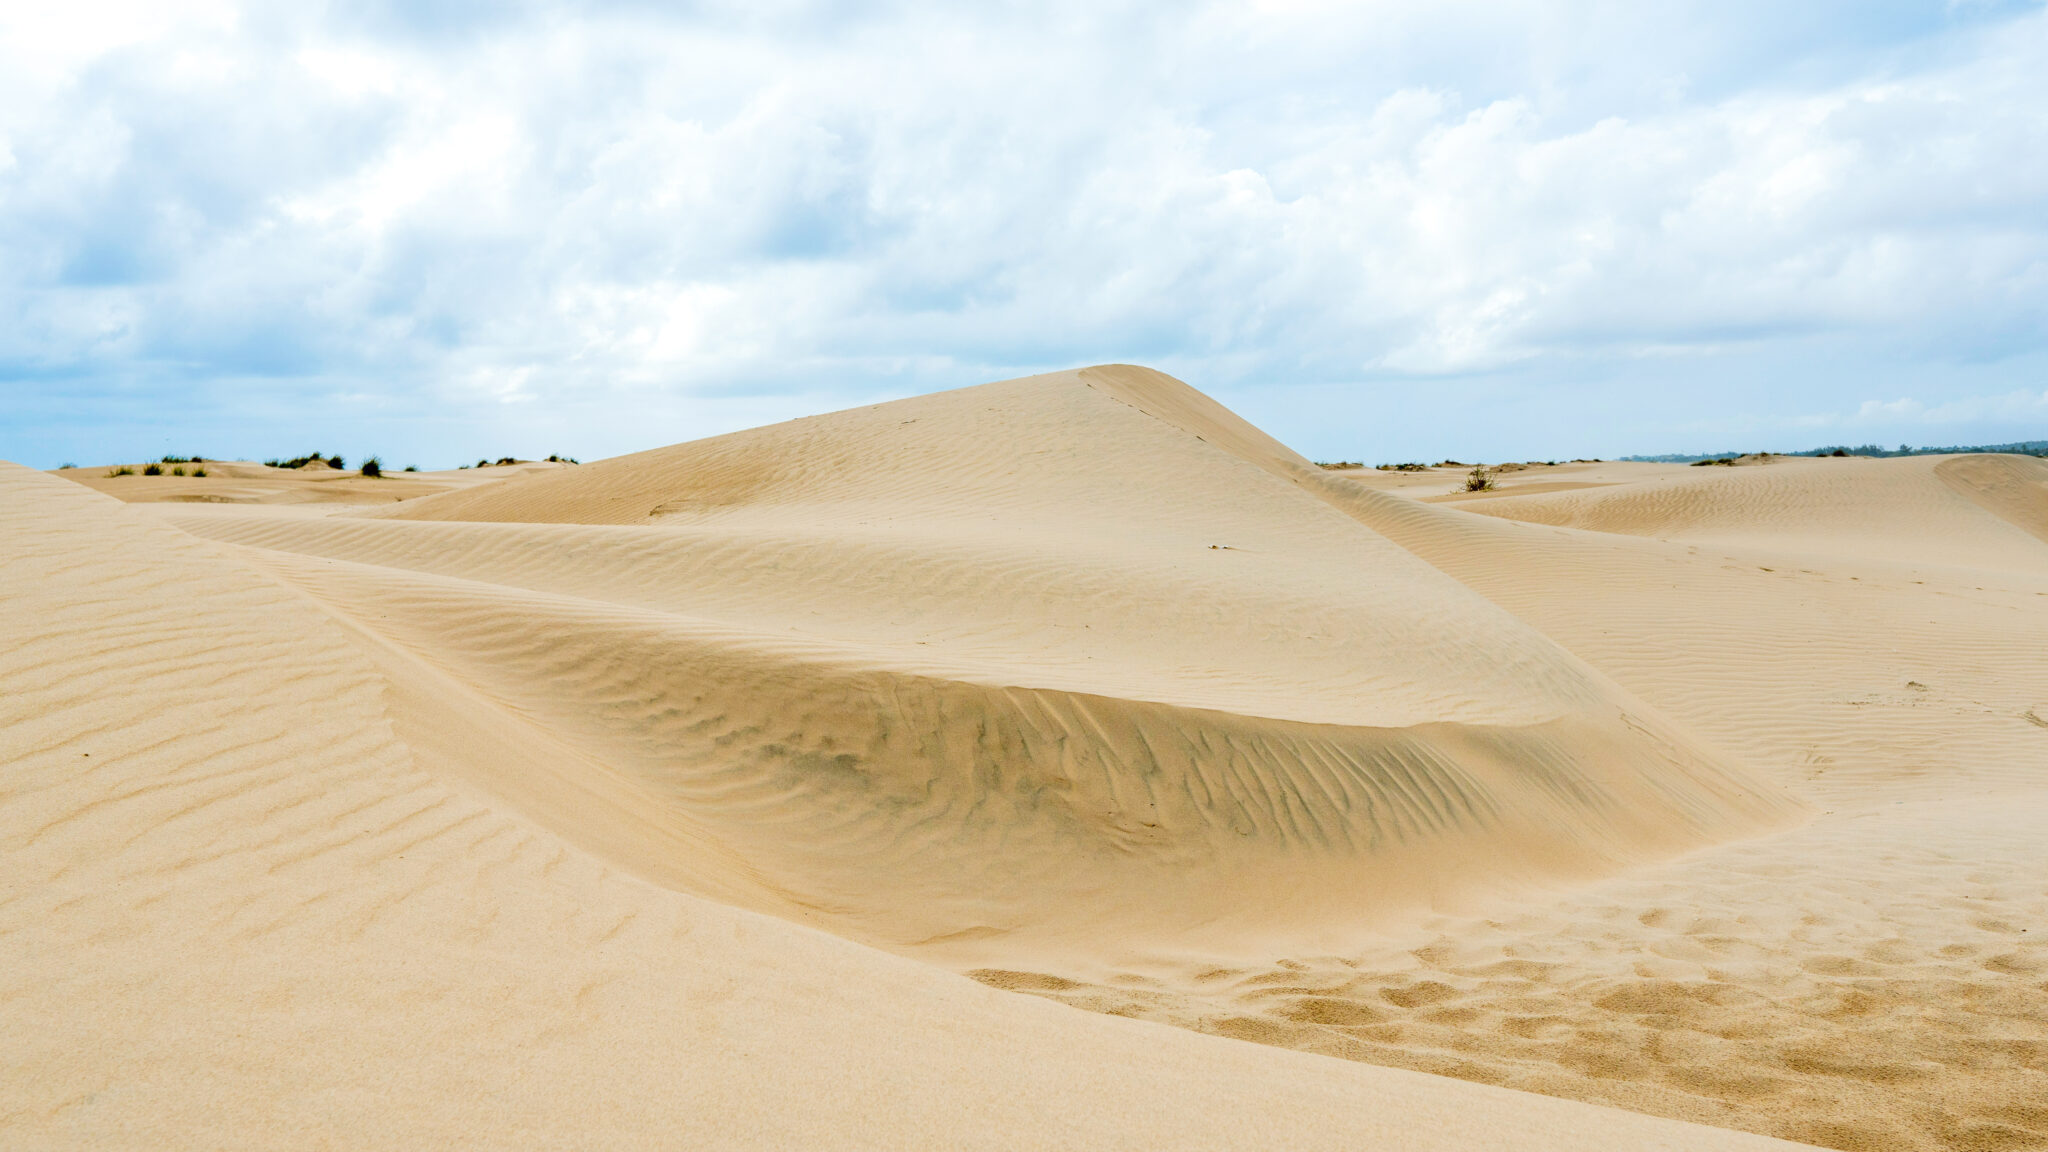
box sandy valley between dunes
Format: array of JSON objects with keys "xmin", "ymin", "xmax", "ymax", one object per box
[{"xmin": 6, "ymin": 366, "xmax": 2045, "ymax": 1150}]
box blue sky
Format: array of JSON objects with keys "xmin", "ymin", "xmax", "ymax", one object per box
[{"xmin": 4, "ymin": 0, "xmax": 2046, "ymax": 468}]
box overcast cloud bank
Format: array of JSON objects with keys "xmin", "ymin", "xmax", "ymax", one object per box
[{"xmin": 4, "ymin": 0, "xmax": 2046, "ymax": 466}]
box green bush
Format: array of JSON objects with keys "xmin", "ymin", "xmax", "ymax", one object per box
[{"xmin": 142, "ymin": 463, "xmax": 163, "ymax": 476}]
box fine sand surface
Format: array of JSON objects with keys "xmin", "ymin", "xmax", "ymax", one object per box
[{"xmin": 7, "ymin": 365, "xmax": 2040, "ymax": 1149}]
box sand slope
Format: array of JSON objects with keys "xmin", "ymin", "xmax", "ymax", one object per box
[
  {"xmin": 0, "ymin": 454, "xmax": 1814, "ymax": 1148},
  {"xmin": 984, "ymin": 452, "xmax": 2048, "ymax": 1151},
  {"xmin": 1457, "ymin": 452, "xmax": 2048, "ymax": 570},
  {"xmin": 157, "ymin": 366, "xmax": 1796, "ymax": 959}
]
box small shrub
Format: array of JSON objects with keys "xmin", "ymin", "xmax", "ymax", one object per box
[
  {"xmin": 360, "ymin": 456, "xmax": 382, "ymax": 478},
  {"xmin": 1438, "ymin": 460, "xmax": 1468, "ymax": 468},
  {"xmin": 495, "ymin": 456, "xmax": 517, "ymax": 466},
  {"xmin": 476, "ymin": 459, "xmax": 489, "ymax": 468},
  {"xmin": 1691, "ymin": 457, "xmax": 1737, "ymax": 467},
  {"xmin": 1463, "ymin": 466, "xmax": 1494, "ymax": 492},
  {"xmin": 142, "ymin": 463, "xmax": 163, "ymax": 476},
  {"xmin": 403, "ymin": 465, "xmax": 419, "ymax": 472},
  {"xmin": 170, "ymin": 466, "xmax": 186, "ymax": 476},
  {"xmin": 327, "ymin": 454, "xmax": 344, "ymax": 469},
  {"xmin": 59, "ymin": 462, "xmax": 76, "ymax": 470},
  {"xmin": 192, "ymin": 466, "xmax": 207, "ymax": 477},
  {"xmin": 107, "ymin": 466, "xmax": 135, "ymax": 477}
]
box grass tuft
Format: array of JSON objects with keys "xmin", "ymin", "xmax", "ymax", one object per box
[
  {"xmin": 142, "ymin": 463, "xmax": 163, "ymax": 476},
  {"xmin": 1463, "ymin": 466, "xmax": 1495, "ymax": 492}
]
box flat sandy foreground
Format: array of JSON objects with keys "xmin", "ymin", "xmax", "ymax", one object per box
[{"xmin": 5, "ymin": 367, "xmax": 2044, "ymax": 1151}]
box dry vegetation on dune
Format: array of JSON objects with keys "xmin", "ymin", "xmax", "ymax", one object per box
[{"xmin": 8, "ymin": 364, "xmax": 2046, "ymax": 1151}]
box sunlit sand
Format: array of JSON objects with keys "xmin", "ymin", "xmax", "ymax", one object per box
[{"xmin": 9, "ymin": 365, "xmax": 2044, "ymax": 1149}]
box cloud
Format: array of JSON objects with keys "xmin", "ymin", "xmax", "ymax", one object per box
[
  {"xmin": 1852, "ymin": 389, "xmax": 2048, "ymax": 425},
  {"xmin": 3, "ymin": 0, "xmax": 2047, "ymax": 467}
]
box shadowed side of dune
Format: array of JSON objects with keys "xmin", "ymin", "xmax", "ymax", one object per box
[
  {"xmin": 1935, "ymin": 453, "xmax": 2048, "ymax": 545},
  {"xmin": 221, "ymin": 543, "xmax": 1789, "ymax": 959}
]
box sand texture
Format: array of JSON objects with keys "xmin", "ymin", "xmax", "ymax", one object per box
[
  {"xmin": 9, "ymin": 364, "xmax": 2040, "ymax": 1149},
  {"xmin": 974, "ymin": 444, "xmax": 2048, "ymax": 1150}
]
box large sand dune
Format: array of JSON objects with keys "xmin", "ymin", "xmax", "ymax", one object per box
[
  {"xmin": 159, "ymin": 366, "xmax": 1795, "ymax": 959},
  {"xmin": 11, "ymin": 363, "xmax": 2041, "ymax": 1149}
]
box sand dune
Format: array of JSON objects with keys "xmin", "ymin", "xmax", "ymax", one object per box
[
  {"xmin": 6, "ymin": 461, "xmax": 1829, "ymax": 1150},
  {"xmin": 1455, "ymin": 452, "xmax": 2048, "ymax": 570},
  {"xmin": 984, "ymin": 443, "xmax": 2048, "ymax": 1150},
  {"xmin": 16, "ymin": 363, "xmax": 2042, "ymax": 1149},
  {"xmin": 160, "ymin": 366, "xmax": 1795, "ymax": 959}
]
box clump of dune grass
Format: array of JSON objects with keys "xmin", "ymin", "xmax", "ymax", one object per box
[
  {"xmin": 192, "ymin": 466, "xmax": 207, "ymax": 477},
  {"xmin": 263, "ymin": 452, "xmax": 344, "ymax": 470},
  {"xmin": 360, "ymin": 456, "xmax": 382, "ymax": 478},
  {"xmin": 106, "ymin": 466, "xmax": 135, "ymax": 477},
  {"xmin": 142, "ymin": 463, "xmax": 163, "ymax": 476},
  {"xmin": 170, "ymin": 466, "xmax": 186, "ymax": 476},
  {"xmin": 1464, "ymin": 466, "xmax": 1495, "ymax": 492}
]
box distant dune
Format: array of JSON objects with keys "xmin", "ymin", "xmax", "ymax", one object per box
[{"xmin": 9, "ymin": 364, "xmax": 2045, "ymax": 1150}]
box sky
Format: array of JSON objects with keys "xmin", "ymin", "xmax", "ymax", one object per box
[{"xmin": 3, "ymin": 0, "xmax": 2047, "ymax": 469}]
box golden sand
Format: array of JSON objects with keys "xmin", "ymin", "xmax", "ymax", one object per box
[{"xmin": 11, "ymin": 365, "xmax": 2043, "ymax": 1148}]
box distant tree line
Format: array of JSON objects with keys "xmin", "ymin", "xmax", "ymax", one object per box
[{"xmin": 1623, "ymin": 440, "xmax": 2048, "ymax": 464}]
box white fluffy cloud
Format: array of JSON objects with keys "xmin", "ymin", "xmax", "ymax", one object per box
[{"xmin": 3, "ymin": 0, "xmax": 2046, "ymax": 465}]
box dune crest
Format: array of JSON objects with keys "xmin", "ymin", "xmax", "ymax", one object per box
[{"xmin": 160, "ymin": 366, "xmax": 1799, "ymax": 958}]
